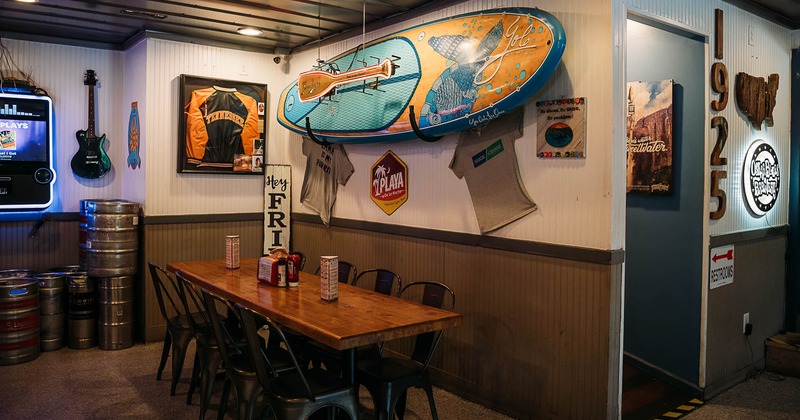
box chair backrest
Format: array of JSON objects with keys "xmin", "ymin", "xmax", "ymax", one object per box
[
  {"xmin": 201, "ymin": 290, "xmax": 248, "ymax": 368},
  {"xmin": 236, "ymin": 303, "xmax": 315, "ymax": 401},
  {"xmin": 398, "ymin": 281, "xmax": 455, "ymax": 368},
  {"xmin": 353, "ymin": 269, "xmax": 402, "ymax": 296},
  {"xmin": 174, "ymin": 272, "xmax": 210, "ymax": 336},
  {"xmin": 148, "ymin": 262, "xmax": 185, "ymax": 325},
  {"xmin": 315, "ymin": 259, "xmax": 357, "ymax": 284}
]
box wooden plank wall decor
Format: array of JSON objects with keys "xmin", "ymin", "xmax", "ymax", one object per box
[{"xmin": 735, "ymin": 72, "xmax": 779, "ymax": 130}]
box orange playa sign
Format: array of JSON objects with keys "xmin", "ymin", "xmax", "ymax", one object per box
[{"xmin": 371, "ymin": 151, "xmax": 407, "ymax": 215}]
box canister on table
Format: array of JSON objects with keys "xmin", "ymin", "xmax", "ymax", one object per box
[
  {"xmin": 287, "ymin": 253, "xmax": 300, "ymax": 287},
  {"xmin": 277, "ymin": 258, "xmax": 287, "ymax": 287},
  {"xmin": 319, "ymin": 256, "xmax": 339, "ymax": 301},
  {"xmin": 225, "ymin": 235, "xmax": 240, "ymax": 269}
]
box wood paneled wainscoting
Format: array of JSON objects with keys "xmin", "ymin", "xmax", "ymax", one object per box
[
  {"xmin": 14, "ymin": 213, "xmax": 622, "ymax": 419},
  {"xmin": 291, "ymin": 216, "xmax": 624, "ymax": 419}
]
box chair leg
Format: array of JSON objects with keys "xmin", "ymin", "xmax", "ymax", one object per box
[
  {"xmin": 236, "ymin": 378, "xmax": 261, "ymax": 420},
  {"xmin": 218, "ymin": 379, "xmax": 231, "ymax": 420},
  {"xmin": 199, "ymin": 352, "xmax": 223, "ymax": 420},
  {"xmin": 187, "ymin": 353, "xmax": 200, "ymax": 405},
  {"xmin": 422, "ymin": 379, "xmax": 438, "ymax": 420},
  {"xmin": 170, "ymin": 332, "xmax": 192, "ymax": 396},
  {"xmin": 395, "ymin": 390, "xmax": 408, "ymax": 419},
  {"xmin": 157, "ymin": 332, "xmax": 172, "ymax": 381}
]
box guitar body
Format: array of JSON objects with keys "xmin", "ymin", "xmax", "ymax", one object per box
[
  {"xmin": 72, "ymin": 129, "xmax": 111, "ymax": 179},
  {"xmin": 72, "ymin": 69, "xmax": 111, "ymax": 179}
]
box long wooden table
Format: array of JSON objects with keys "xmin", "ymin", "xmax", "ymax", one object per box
[{"xmin": 167, "ymin": 258, "xmax": 463, "ymax": 383}]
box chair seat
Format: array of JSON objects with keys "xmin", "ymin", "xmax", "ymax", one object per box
[
  {"xmin": 357, "ymin": 356, "xmax": 426, "ymax": 382},
  {"xmin": 272, "ymin": 368, "xmax": 354, "ymax": 400}
]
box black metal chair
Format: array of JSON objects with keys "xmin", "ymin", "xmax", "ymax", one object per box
[
  {"xmin": 352, "ymin": 269, "xmax": 403, "ymax": 296},
  {"xmin": 356, "ymin": 281, "xmax": 455, "ymax": 420},
  {"xmin": 237, "ymin": 303, "xmax": 359, "ymax": 420},
  {"xmin": 200, "ymin": 290, "xmax": 262, "ymax": 420},
  {"xmin": 315, "ymin": 260, "xmax": 357, "ymax": 284},
  {"xmin": 307, "ymin": 268, "xmax": 403, "ymax": 374},
  {"xmin": 174, "ymin": 272, "xmax": 224, "ymax": 419},
  {"xmin": 149, "ymin": 262, "xmax": 204, "ymax": 396}
]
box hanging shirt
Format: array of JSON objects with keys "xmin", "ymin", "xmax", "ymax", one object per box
[
  {"xmin": 185, "ymin": 86, "xmax": 259, "ymax": 168},
  {"xmin": 300, "ymin": 137, "xmax": 355, "ymax": 225},
  {"xmin": 449, "ymin": 108, "xmax": 537, "ymax": 234}
]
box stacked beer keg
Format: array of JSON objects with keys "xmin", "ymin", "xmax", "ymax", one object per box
[{"xmin": 81, "ymin": 199, "xmax": 139, "ymax": 351}]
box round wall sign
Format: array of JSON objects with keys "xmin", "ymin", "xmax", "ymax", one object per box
[{"xmin": 742, "ymin": 139, "xmax": 779, "ymax": 216}]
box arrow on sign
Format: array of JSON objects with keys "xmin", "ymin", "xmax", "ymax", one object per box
[{"xmin": 712, "ymin": 249, "xmax": 733, "ymax": 263}]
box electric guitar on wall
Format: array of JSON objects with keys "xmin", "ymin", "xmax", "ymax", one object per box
[{"xmin": 71, "ymin": 69, "xmax": 111, "ymax": 179}]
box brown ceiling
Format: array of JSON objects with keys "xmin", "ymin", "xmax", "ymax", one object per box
[
  {"xmin": 0, "ymin": 0, "xmax": 797, "ymax": 54},
  {"xmin": 0, "ymin": 0, "xmax": 463, "ymax": 53}
]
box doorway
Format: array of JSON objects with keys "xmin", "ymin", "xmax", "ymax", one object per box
[{"xmin": 622, "ymin": 16, "xmax": 706, "ymax": 418}]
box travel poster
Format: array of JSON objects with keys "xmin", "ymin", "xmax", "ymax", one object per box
[{"xmin": 626, "ymin": 80, "xmax": 673, "ymax": 195}]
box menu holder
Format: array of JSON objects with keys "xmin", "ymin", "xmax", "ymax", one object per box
[{"xmin": 319, "ymin": 256, "xmax": 339, "ymax": 301}]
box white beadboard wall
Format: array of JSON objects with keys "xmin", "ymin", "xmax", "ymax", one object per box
[
  {"xmin": 121, "ymin": 38, "xmax": 147, "ymax": 205},
  {"xmin": 287, "ymin": 0, "xmax": 618, "ymax": 250},
  {"xmin": 0, "ymin": 39, "xmax": 126, "ymax": 212},
  {"xmin": 143, "ymin": 38, "xmax": 289, "ymax": 216},
  {"xmin": 624, "ymin": 0, "xmax": 792, "ymax": 236}
]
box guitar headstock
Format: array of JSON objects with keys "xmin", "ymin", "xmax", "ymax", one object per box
[{"xmin": 84, "ymin": 70, "xmax": 98, "ymax": 86}]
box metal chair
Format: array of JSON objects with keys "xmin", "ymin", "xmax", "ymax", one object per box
[
  {"xmin": 174, "ymin": 272, "xmax": 224, "ymax": 419},
  {"xmin": 352, "ymin": 269, "xmax": 403, "ymax": 296},
  {"xmin": 237, "ymin": 303, "xmax": 359, "ymax": 420},
  {"xmin": 201, "ymin": 290, "xmax": 262, "ymax": 420},
  {"xmin": 148, "ymin": 262, "xmax": 203, "ymax": 396},
  {"xmin": 356, "ymin": 281, "xmax": 456, "ymax": 420},
  {"xmin": 315, "ymin": 259, "xmax": 357, "ymax": 284},
  {"xmin": 308, "ymin": 268, "xmax": 403, "ymax": 374}
]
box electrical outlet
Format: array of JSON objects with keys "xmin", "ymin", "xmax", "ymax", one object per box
[{"xmin": 743, "ymin": 313, "xmax": 750, "ymax": 334}]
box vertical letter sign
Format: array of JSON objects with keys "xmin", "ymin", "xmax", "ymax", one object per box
[
  {"xmin": 264, "ymin": 164, "xmax": 291, "ymax": 253},
  {"xmin": 371, "ymin": 150, "xmax": 408, "ymax": 215}
]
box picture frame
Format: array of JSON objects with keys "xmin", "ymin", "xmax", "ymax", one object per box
[{"xmin": 177, "ymin": 74, "xmax": 267, "ymax": 174}]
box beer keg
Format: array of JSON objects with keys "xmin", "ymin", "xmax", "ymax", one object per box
[
  {"xmin": 67, "ymin": 273, "xmax": 96, "ymax": 349},
  {"xmin": 0, "ymin": 278, "xmax": 40, "ymax": 365},
  {"xmin": 97, "ymin": 276, "xmax": 134, "ymax": 350},
  {"xmin": 84, "ymin": 200, "xmax": 140, "ymax": 277},
  {"xmin": 35, "ymin": 272, "xmax": 67, "ymax": 351}
]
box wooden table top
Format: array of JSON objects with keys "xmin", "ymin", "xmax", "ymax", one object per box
[{"xmin": 167, "ymin": 258, "xmax": 463, "ymax": 350}]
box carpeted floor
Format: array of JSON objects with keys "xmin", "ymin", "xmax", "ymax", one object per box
[
  {"xmin": 2, "ymin": 343, "xmax": 799, "ymax": 419},
  {"xmin": 0, "ymin": 343, "xmax": 513, "ymax": 419}
]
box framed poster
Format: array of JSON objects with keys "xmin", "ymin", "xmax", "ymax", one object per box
[
  {"xmin": 536, "ymin": 97, "xmax": 587, "ymax": 158},
  {"xmin": 177, "ymin": 74, "xmax": 267, "ymax": 174},
  {"xmin": 626, "ymin": 80, "xmax": 673, "ymax": 195}
]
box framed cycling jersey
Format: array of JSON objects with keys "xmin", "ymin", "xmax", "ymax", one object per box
[{"xmin": 178, "ymin": 74, "xmax": 267, "ymax": 174}]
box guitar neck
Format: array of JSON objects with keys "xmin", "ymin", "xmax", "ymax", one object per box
[
  {"xmin": 299, "ymin": 58, "xmax": 394, "ymax": 102},
  {"xmin": 87, "ymin": 83, "xmax": 96, "ymax": 138}
]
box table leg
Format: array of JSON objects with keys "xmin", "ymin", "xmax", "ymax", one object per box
[{"xmin": 342, "ymin": 348, "xmax": 356, "ymax": 385}]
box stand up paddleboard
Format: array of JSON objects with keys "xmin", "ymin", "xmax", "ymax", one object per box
[{"xmin": 277, "ymin": 7, "xmax": 566, "ymax": 144}]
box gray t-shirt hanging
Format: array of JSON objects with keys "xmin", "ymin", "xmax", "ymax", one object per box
[
  {"xmin": 301, "ymin": 137, "xmax": 354, "ymax": 225},
  {"xmin": 449, "ymin": 109, "xmax": 537, "ymax": 234}
]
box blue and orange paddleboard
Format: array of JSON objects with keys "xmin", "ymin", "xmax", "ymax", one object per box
[{"xmin": 277, "ymin": 7, "xmax": 566, "ymax": 143}]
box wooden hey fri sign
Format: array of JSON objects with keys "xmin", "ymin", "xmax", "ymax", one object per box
[{"xmin": 264, "ymin": 164, "xmax": 291, "ymax": 253}]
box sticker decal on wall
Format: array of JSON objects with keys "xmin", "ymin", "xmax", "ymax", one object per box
[
  {"xmin": 536, "ymin": 97, "xmax": 586, "ymax": 158},
  {"xmin": 127, "ymin": 102, "xmax": 141, "ymax": 170},
  {"xmin": 742, "ymin": 139, "xmax": 779, "ymax": 217}
]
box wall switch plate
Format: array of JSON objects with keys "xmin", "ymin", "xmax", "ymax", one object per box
[{"xmin": 743, "ymin": 313, "xmax": 750, "ymax": 334}]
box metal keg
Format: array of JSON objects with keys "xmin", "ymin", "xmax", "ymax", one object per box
[
  {"xmin": 0, "ymin": 278, "xmax": 40, "ymax": 365},
  {"xmin": 97, "ymin": 276, "xmax": 134, "ymax": 350},
  {"xmin": 67, "ymin": 274, "xmax": 96, "ymax": 349},
  {"xmin": 0, "ymin": 269, "xmax": 36, "ymax": 279},
  {"xmin": 79, "ymin": 199, "xmax": 90, "ymax": 269},
  {"xmin": 48, "ymin": 266, "xmax": 86, "ymax": 274},
  {"xmin": 35, "ymin": 272, "xmax": 67, "ymax": 351},
  {"xmin": 84, "ymin": 200, "xmax": 140, "ymax": 277}
]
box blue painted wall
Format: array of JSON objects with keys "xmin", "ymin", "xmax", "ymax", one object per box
[{"xmin": 624, "ymin": 19, "xmax": 705, "ymax": 385}]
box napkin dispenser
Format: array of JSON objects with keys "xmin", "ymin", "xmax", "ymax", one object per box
[{"xmin": 257, "ymin": 256, "xmax": 279, "ymax": 285}]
